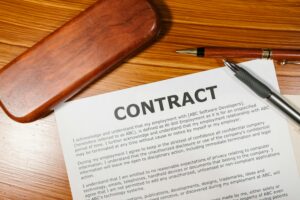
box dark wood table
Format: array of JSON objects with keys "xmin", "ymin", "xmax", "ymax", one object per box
[{"xmin": 0, "ymin": 0, "xmax": 299, "ymax": 199}]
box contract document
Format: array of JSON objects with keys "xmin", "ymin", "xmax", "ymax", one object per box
[{"xmin": 55, "ymin": 60, "xmax": 300, "ymax": 200}]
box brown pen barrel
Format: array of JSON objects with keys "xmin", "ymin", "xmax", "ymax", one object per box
[
  {"xmin": 271, "ymin": 49, "xmax": 300, "ymax": 60},
  {"xmin": 204, "ymin": 47, "xmax": 261, "ymax": 58},
  {"xmin": 203, "ymin": 47, "xmax": 300, "ymax": 60}
]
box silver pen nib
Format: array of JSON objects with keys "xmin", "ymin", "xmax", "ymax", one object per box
[{"xmin": 223, "ymin": 60, "xmax": 240, "ymax": 72}]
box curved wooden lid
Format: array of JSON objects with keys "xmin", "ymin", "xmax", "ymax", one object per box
[{"xmin": 0, "ymin": 0, "xmax": 160, "ymax": 123}]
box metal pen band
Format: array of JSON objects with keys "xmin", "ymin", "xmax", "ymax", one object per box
[{"xmin": 262, "ymin": 49, "xmax": 272, "ymax": 59}]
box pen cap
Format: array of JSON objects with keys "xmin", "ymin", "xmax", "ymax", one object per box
[{"xmin": 0, "ymin": 0, "xmax": 160, "ymax": 123}]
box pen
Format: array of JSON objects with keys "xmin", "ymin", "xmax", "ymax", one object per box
[
  {"xmin": 176, "ymin": 47, "xmax": 300, "ymax": 65},
  {"xmin": 224, "ymin": 60, "xmax": 300, "ymax": 124}
]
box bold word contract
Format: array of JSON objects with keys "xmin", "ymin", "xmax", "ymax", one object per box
[{"xmin": 114, "ymin": 86, "xmax": 217, "ymax": 120}]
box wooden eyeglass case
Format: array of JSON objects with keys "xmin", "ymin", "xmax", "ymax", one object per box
[{"xmin": 0, "ymin": 0, "xmax": 160, "ymax": 123}]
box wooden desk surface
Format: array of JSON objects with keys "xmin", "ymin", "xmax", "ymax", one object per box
[{"xmin": 0, "ymin": 0, "xmax": 299, "ymax": 199}]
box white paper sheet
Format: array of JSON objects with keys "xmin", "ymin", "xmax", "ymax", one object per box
[
  {"xmin": 285, "ymin": 95, "xmax": 300, "ymax": 173},
  {"xmin": 55, "ymin": 60, "xmax": 300, "ymax": 200}
]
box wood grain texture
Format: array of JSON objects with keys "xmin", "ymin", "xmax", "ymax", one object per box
[
  {"xmin": 0, "ymin": 0, "xmax": 300, "ymax": 199},
  {"xmin": 0, "ymin": 0, "xmax": 159, "ymax": 123}
]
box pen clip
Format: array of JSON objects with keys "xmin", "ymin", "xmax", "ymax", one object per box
[{"xmin": 280, "ymin": 60, "xmax": 300, "ymax": 66}]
